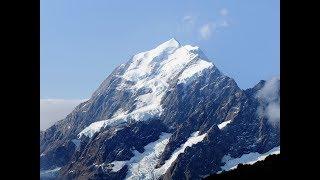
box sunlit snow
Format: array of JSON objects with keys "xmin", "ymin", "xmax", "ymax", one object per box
[
  {"xmin": 40, "ymin": 167, "xmax": 61, "ymax": 179},
  {"xmin": 111, "ymin": 131, "xmax": 207, "ymax": 179},
  {"xmin": 178, "ymin": 59, "xmax": 213, "ymax": 84},
  {"xmin": 106, "ymin": 133, "xmax": 172, "ymax": 179},
  {"xmin": 154, "ymin": 131, "xmax": 207, "ymax": 178},
  {"xmin": 218, "ymin": 120, "xmax": 232, "ymax": 129},
  {"xmin": 78, "ymin": 105, "xmax": 162, "ymax": 138},
  {"xmin": 125, "ymin": 132, "xmax": 172, "ymax": 180},
  {"xmin": 110, "ymin": 161, "xmax": 127, "ymax": 172}
]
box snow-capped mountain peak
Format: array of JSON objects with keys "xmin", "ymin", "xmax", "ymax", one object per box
[
  {"xmin": 122, "ymin": 38, "xmax": 213, "ymax": 83},
  {"xmin": 120, "ymin": 38, "xmax": 215, "ymax": 111},
  {"xmin": 79, "ymin": 39, "xmax": 215, "ymax": 137},
  {"xmin": 126, "ymin": 38, "xmax": 180, "ymax": 76},
  {"xmin": 155, "ymin": 38, "xmax": 180, "ymax": 51}
]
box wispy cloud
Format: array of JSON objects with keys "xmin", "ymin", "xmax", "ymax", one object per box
[
  {"xmin": 256, "ymin": 76, "xmax": 280, "ymax": 126},
  {"xmin": 40, "ymin": 99, "xmax": 87, "ymax": 130}
]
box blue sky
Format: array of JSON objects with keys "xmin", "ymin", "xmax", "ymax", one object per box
[{"xmin": 41, "ymin": 0, "xmax": 279, "ymax": 99}]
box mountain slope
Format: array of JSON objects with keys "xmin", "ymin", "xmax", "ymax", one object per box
[{"xmin": 40, "ymin": 38, "xmax": 280, "ymax": 180}]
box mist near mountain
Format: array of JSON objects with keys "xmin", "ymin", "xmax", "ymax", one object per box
[{"xmin": 40, "ymin": 99, "xmax": 87, "ymax": 130}]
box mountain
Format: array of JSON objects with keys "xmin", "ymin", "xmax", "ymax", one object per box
[{"xmin": 40, "ymin": 38, "xmax": 280, "ymax": 180}]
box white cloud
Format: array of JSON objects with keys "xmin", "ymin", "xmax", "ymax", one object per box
[
  {"xmin": 220, "ymin": 8, "xmax": 229, "ymax": 16},
  {"xmin": 256, "ymin": 76, "xmax": 280, "ymax": 126},
  {"xmin": 40, "ymin": 99, "xmax": 87, "ymax": 130},
  {"xmin": 199, "ymin": 23, "xmax": 215, "ymax": 40},
  {"xmin": 265, "ymin": 102, "xmax": 280, "ymax": 125}
]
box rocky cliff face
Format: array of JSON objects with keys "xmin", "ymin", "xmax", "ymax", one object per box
[{"xmin": 40, "ymin": 38, "xmax": 280, "ymax": 180}]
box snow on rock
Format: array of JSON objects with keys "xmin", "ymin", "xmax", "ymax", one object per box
[
  {"xmin": 110, "ymin": 161, "xmax": 127, "ymax": 172},
  {"xmin": 154, "ymin": 131, "xmax": 207, "ymax": 177},
  {"xmin": 79, "ymin": 38, "xmax": 216, "ymax": 138},
  {"xmin": 123, "ymin": 39, "xmax": 208, "ymax": 111},
  {"xmin": 112, "ymin": 131, "xmax": 206, "ymax": 179},
  {"xmin": 218, "ymin": 106, "xmax": 240, "ymax": 129},
  {"xmin": 121, "ymin": 38, "xmax": 214, "ymax": 113},
  {"xmin": 218, "ymin": 120, "xmax": 232, "ymax": 129},
  {"xmin": 125, "ymin": 132, "xmax": 172, "ymax": 180},
  {"xmin": 40, "ymin": 167, "xmax": 61, "ymax": 179},
  {"xmin": 178, "ymin": 59, "xmax": 213, "ymax": 84},
  {"xmin": 219, "ymin": 146, "xmax": 280, "ymax": 172},
  {"xmin": 78, "ymin": 105, "xmax": 162, "ymax": 138},
  {"xmin": 122, "ymin": 38, "xmax": 180, "ymax": 82},
  {"xmin": 106, "ymin": 133, "xmax": 172, "ymax": 178}
]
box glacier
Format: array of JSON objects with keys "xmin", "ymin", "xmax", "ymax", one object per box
[
  {"xmin": 104, "ymin": 132, "xmax": 172, "ymax": 179},
  {"xmin": 125, "ymin": 132, "xmax": 172, "ymax": 180}
]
